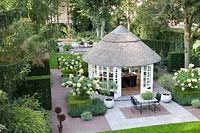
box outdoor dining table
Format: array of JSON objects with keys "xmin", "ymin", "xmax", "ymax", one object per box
[{"xmin": 134, "ymin": 95, "xmax": 158, "ymax": 114}]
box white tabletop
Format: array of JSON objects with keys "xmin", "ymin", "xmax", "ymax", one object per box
[{"xmin": 134, "ymin": 95, "xmax": 157, "ymax": 104}]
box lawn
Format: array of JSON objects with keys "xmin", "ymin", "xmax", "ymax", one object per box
[{"xmin": 101, "ymin": 121, "xmax": 200, "ymax": 133}]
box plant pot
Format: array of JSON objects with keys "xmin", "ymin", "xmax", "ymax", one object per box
[
  {"xmin": 104, "ymin": 98, "xmax": 114, "ymax": 109},
  {"xmin": 161, "ymin": 93, "xmax": 172, "ymax": 103}
]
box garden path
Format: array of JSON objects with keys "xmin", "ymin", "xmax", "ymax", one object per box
[{"xmin": 50, "ymin": 69, "xmax": 111, "ymax": 133}]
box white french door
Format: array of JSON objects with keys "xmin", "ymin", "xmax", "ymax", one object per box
[{"xmin": 140, "ymin": 64, "xmax": 153, "ymax": 93}]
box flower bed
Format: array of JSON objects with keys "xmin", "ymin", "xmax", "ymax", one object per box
[
  {"xmin": 67, "ymin": 94, "xmax": 107, "ymax": 117},
  {"xmin": 173, "ymin": 64, "xmax": 200, "ymax": 91}
]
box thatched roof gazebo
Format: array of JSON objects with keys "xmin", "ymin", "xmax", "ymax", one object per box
[{"xmin": 83, "ymin": 25, "xmax": 161, "ymax": 98}]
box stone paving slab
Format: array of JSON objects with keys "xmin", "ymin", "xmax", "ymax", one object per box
[{"xmin": 105, "ymin": 100, "xmax": 199, "ymax": 130}]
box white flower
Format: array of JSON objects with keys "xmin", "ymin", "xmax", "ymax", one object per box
[
  {"xmin": 65, "ymin": 62, "xmax": 68, "ymax": 65},
  {"xmin": 191, "ymin": 73, "xmax": 195, "ymax": 77},
  {"xmin": 189, "ymin": 64, "xmax": 194, "ymax": 68},
  {"xmin": 69, "ymin": 74, "xmax": 74, "ymax": 79},
  {"xmin": 61, "ymin": 83, "xmax": 65, "ymax": 87},
  {"xmin": 173, "ymin": 77, "xmax": 176, "ymax": 80},
  {"xmin": 187, "ymin": 79, "xmax": 191, "ymax": 82},
  {"xmin": 79, "ymin": 69, "xmax": 84, "ymax": 74},
  {"xmin": 195, "ymin": 86, "xmax": 198, "ymax": 88},
  {"xmin": 174, "ymin": 72, "xmax": 178, "ymax": 76},
  {"xmin": 58, "ymin": 58, "xmax": 62, "ymax": 61},
  {"xmin": 66, "ymin": 81, "xmax": 73, "ymax": 84},
  {"xmin": 177, "ymin": 80, "xmax": 180, "ymax": 83},
  {"xmin": 188, "ymin": 83, "xmax": 192, "ymax": 87},
  {"xmin": 181, "ymin": 83, "xmax": 184, "ymax": 86},
  {"xmin": 63, "ymin": 59, "xmax": 66, "ymax": 61},
  {"xmin": 87, "ymin": 91, "xmax": 90, "ymax": 94},
  {"xmin": 181, "ymin": 87, "xmax": 185, "ymax": 91},
  {"xmin": 77, "ymin": 83, "xmax": 81, "ymax": 87},
  {"xmin": 192, "ymin": 79, "xmax": 197, "ymax": 82},
  {"xmin": 77, "ymin": 56, "xmax": 80, "ymax": 59},
  {"xmin": 70, "ymin": 66, "xmax": 73, "ymax": 69},
  {"xmin": 72, "ymin": 92, "xmax": 76, "ymax": 96},
  {"xmin": 88, "ymin": 84, "xmax": 92, "ymax": 87},
  {"xmin": 75, "ymin": 61, "xmax": 78, "ymax": 64}
]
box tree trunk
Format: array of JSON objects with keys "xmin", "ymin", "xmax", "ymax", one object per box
[
  {"xmin": 96, "ymin": 21, "xmax": 100, "ymax": 38},
  {"xmin": 126, "ymin": 11, "xmax": 130, "ymax": 31},
  {"xmin": 184, "ymin": 18, "xmax": 192, "ymax": 68},
  {"xmin": 100, "ymin": 20, "xmax": 106, "ymax": 39}
]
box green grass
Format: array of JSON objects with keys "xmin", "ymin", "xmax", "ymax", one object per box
[
  {"xmin": 101, "ymin": 121, "xmax": 200, "ymax": 133},
  {"xmin": 50, "ymin": 53, "xmax": 71, "ymax": 69}
]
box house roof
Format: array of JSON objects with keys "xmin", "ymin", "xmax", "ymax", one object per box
[{"xmin": 83, "ymin": 25, "xmax": 161, "ymax": 67}]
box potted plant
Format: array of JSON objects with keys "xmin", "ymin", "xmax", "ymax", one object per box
[
  {"xmin": 100, "ymin": 80, "xmax": 117, "ymax": 109},
  {"xmin": 158, "ymin": 74, "xmax": 174, "ymax": 103},
  {"xmin": 140, "ymin": 91, "xmax": 153, "ymax": 100},
  {"xmin": 160, "ymin": 93, "xmax": 172, "ymax": 103}
]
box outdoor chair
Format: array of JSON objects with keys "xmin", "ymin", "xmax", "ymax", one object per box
[
  {"xmin": 130, "ymin": 96, "xmax": 142, "ymax": 114},
  {"xmin": 154, "ymin": 92, "xmax": 161, "ymax": 111}
]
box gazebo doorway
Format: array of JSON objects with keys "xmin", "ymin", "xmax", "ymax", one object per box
[{"xmin": 121, "ymin": 67, "xmax": 140, "ymax": 96}]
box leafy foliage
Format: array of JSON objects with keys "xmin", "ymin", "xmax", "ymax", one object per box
[
  {"xmin": 173, "ymin": 64, "xmax": 200, "ymax": 91},
  {"xmin": 141, "ymin": 91, "xmax": 154, "ymax": 100},
  {"xmin": 191, "ymin": 99, "xmax": 200, "ymax": 108},
  {"xmin": 63, "ymin": 44, "xmax": 72, "ymax": 51},
  {"xmin": 158, "ymin": 74, "xmax": 175, "ymax": 91},
  {"xmin": 81, "ymin": 111, "xmax": 92, "ymax": 121}
]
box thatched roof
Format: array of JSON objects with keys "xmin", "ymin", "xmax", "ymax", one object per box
[{"xmin": 83, "ymin": 25, "xmax": 161, "ymax": 67}]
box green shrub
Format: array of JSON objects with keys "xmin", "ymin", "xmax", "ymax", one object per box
[
  {"xmin": 191, "ymin": 99, "xmax": 200, "ymax": 108},
  {"xmin": 67, "ymin": 95, "xmax": 92, "ymax": 110},
  {"xmin": 81, "ymin": 111, "xmax": 92, "ymax": 121},
  {"xmin": 15, "ymin": 75, "xmax": 51, "ymax": 110},
  {"xmin": 10, "ymin": 107, "xmax": 50, "ymax": 133},
  {"xmin": 141, "ymin": 91, "xmax": 153, "ymax": 100},
  {"xmin": 167, "ymin": 52, "xmax": 184, "ymax": 72},
  {"xmin": 67, "ymin": 95, "xmax": 107, "ymax": 117},
  {"xmin": 158, "ymin": 74, "xmax": 175, "ymax": 91},
  {"xmin": 50, "ymin": 53, "xmax": 71, "ymax": 69},
  {"xmin": 28, "ymin": 59, "xmax": 50, "ymax": 76},
  {"xmin": 172, "ymin": 88, "xmax": 200, "ymax": 105},
  {"xmin": 63, "ymin": 44, "xmax": 72, "ymax": 51}
]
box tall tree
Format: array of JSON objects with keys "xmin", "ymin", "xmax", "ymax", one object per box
[
  {"xmin": 133, "ymin": 0, "xmax": 165, "ymax": 39},
  {"xmin": 163, "ymin": 0, "xmax": 200, "ymax": 68},
  {"xmin": 68, "ymin": 0, "xmax": 120, "ymax": 38}
]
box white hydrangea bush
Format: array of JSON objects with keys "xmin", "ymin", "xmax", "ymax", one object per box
[
  {"xmin": 58, "ymin": 53, "xmax": 85, "ymax": 76},
  {"xmin": 63, "ymin": 74, "xmax": 100, "ymax": 97},
  {"xmin": 173, "ymin": 64, "xmax": 200, "ymax": 91}
]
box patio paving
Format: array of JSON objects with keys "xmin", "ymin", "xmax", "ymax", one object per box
[
  {"xmin": 120, "ymin": 104, "xmax": 170, "ymax": 119},
  {"xmin": 105, "ymin": 100, "xmax": 199, "ymax": 130},
  {"xmin": 50, "ymin": 69, "xmax": 111, "ymax": 133}
]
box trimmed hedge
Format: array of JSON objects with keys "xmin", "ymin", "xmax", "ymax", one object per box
[
  {"xmin": 50, "ymin": 53, "xmax": 71, "ymax": 69},
  {"xmin": 142, "ymin": 39, "xmax": 171, "ymax": 57},
  {"xmin": 15, "ymin": 75, "xmax": 51, "ymax": 110},
  {"xmin": 172, "ymin": 88, "xmax": 200, "ymax": 105},
  {"xmin": 67, "ymin": 94, "xmax": 107, "ymax": 117},
  {"xmin": 167, "ymin": 52, "xmax": 184, "ymax": 72},
  {"xmin": 67, "ymin": 95, "xmax": 92, "ymax": 110},
  {"xmin": 28, "ymin": 59, "xmax": 50, "ymax": 76}
]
